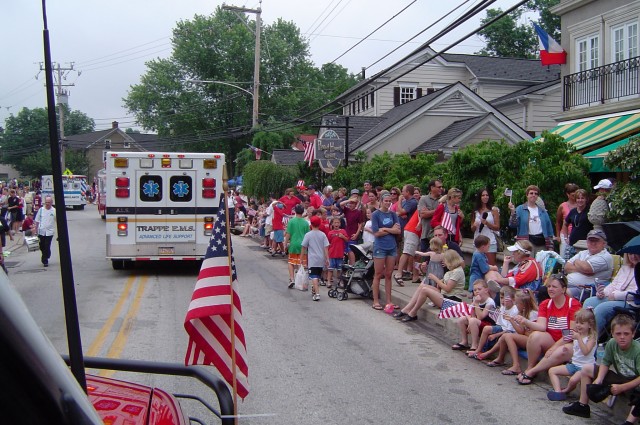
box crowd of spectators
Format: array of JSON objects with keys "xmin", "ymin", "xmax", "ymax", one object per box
[{"xmin": 233, "ymin": 176, "xmax": 640, "ymax": 423}]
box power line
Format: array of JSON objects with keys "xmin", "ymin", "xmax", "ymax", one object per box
[{"xmin": 330, "ymin": 0, "xmax": 418, "ymax": 64}]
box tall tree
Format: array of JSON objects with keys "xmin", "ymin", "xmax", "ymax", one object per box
[
  {"xmin": 2, "ymin": 106, "xmax": 94, "ymax": 176},
  {"xmin": 476, "ymin": 0, "xmax": 561, "ymax": 58},
  {"xmin": 124, "ymin": 8, "xmax": 357, "ymax": 162}
]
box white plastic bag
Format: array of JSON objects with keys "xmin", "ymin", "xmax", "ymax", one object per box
[{"xmin": 294, "ymin": 267, "xmax": 309, "ymax": 291}]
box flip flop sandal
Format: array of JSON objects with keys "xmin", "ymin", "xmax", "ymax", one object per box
[
  {"xmin": 372, "ymin": 304, "xmax": 384, "ymax": 310},
  {"xmin": 517, "ymin": 372, "xmax": 535, "ymax": 385},
  {"xmin": 451, "ymin": 343, "xmax": 470, "ymax": 351},
  {"xmin": 486, "ymin": 361, "xmax": 506, "ymax": 367},
  {"xmin": 501, "ymin": 369, "xmax": 519, "ymax": 376},
  {"xmin": 400, "ymin": 315, "xmax": 418, "ymax": 322}
]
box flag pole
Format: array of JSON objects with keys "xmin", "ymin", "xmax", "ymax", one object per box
[{"xmin": 222, "ymin": 194, "xmax": 240, "ymax": 423}]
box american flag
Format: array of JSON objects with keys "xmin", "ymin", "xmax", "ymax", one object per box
[
  {"xmin": 441, "ymin": 208, "xmax": 455, "ymax": 236},
  {"xmin": 303, "ymin": 140, "xmax": 315, "ymax": 166},
  {"xmin": 438, "ymin": 299, "xmax": 473, "ymax": 319},
  {"xmin": 184, "ymin": 195, "xmax": 249, "ymax": 399}
]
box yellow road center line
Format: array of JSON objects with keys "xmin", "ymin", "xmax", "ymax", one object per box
[
  {"xmin": 85, "ymin": 275, "xmax": 136, "ymax": 357},
  {"xmin": 99, "ymin": 275, "xmax": 148, "ymax": 378}
]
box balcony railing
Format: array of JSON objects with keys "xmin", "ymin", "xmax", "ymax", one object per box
[{"xmin": 563, "ymin": 56, "xmax": 640, "ymax": 110}]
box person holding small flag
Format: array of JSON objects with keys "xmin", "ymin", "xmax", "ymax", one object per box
[{"xmin": 453, "ymin": 280, "xmax": 496, "ymax": 355}]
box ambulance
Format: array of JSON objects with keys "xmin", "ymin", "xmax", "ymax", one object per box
[
  {"xmin": 105, "ymin": 151, "xmax": 224, "ymax": 270},
  {"xmin": 41, "ymin": 174, "xmax": 88, "ymax": 209}
]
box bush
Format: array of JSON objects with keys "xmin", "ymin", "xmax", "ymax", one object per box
[
  {"xmin": 605, "ymin": 137, "xmax": 640, "ymax": 221},
  {"xmin": 242, "ymin": 161, "xmax": 297, "ymax": 200}
]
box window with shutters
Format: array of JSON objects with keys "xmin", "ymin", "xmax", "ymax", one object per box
[{"xmin": 399, "ymin": 85, "xmax": 416, "ymax": 104}]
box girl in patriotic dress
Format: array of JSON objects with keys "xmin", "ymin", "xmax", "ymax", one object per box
[{"xmin": 430, "ymin": 188, "xmax": 464, "ymax": 244}]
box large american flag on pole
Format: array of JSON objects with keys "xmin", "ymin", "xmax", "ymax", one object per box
[
  {"xmin": 438, "ymin": 299, "xmax": 473, "ymax": 319},
  {"xmin": 184, "ymin": 195, "xmax": 249, "ymax": 399},
  {"xmin": 303, "ymin": 140, "xmax": 315, "ymax": 167}
]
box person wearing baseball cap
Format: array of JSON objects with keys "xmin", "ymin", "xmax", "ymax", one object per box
[
  {"xmin": 588, "ymin": 180, "xmax": 613, "ymax": 230},
  {"xmin": 339, "ymin": 189, "xmax": 366, "ymax": 265},
  {"xmin": 564, "ymin": 229, "xmax": 614, "ymax": 299},
  {"xmin": 593, "ymin": 179, "xmax": 613, "ymax": 190}
]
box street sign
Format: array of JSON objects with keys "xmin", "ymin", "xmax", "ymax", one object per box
[
  {"xmin": 316, "ymin": 129, "xmax": 345, "ymax": 174},
  {"xmin": 63, "ymin": 168, "xmax": 73, "ymax": 176}
]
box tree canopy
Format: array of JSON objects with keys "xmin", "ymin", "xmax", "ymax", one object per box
[
  {"xmin": 1, "ymin": 106, "xmax": 94, "ymax": 177},
  {"xmin": 476, "ymin": 0, "xmax": 561, "ymax": 59},
  {"xmin": 124, "ymin": 8, "xmax": 358, "ymax": 170}
]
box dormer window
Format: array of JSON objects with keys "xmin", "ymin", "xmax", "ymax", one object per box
[
  {"xmin": 394, "ymin": 83, "xmax": 421, "ymax": 106},
  {"xmin": 123, "ymin": 141, "xmax": 131, "ymax": 149}
]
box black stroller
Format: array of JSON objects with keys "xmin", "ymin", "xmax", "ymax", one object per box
[{"xmin": 329, "ymin": 243, "xmax": 373, "ymax": 301}]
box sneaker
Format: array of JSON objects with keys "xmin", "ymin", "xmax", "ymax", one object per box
[
  {"xmin": 562, "ymin": 401, "xmax": 590, "ymax": 418},
  {"xmin": 288, "ymin": 279, "xmax": 295, "ymax": 289},
  {"xmin": 313, "ymin": 293, "xmax": 320, "ymax": 301},
  {"xmin": 427, "ymin": 302, "xmax": 435, "ymax": 307}
]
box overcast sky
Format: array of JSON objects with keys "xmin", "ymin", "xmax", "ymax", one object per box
[{"xmin": 1, "ymin": 0, "xmax": 518, "ymax": 132}]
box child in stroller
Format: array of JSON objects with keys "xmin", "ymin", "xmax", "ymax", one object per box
[{"xmin": 329, "ymin": 242, "xmax": 374, "ymax": 301}]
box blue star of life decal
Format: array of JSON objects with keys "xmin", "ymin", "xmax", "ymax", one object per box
[
  {"xmin": 142, "ymin": 180, "xmax": 160, "ymax": 197},
  {"xmin": 172, "ymin": 180, "xmax": 190, "ymax": 197}
]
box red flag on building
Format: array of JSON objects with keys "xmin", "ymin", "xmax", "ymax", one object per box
[
  {"xmin": 184, "ymin": 195, "xmax": 249, "ymax": 399},
  {"xmin": 303, "ymin": 140, "xmax": 315, "ymax": 167},
  {"xmin": 533, "ymin": 23, "xmax": 567, "ymax": 66}
]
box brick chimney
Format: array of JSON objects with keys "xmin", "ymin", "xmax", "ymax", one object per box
[{"xmin": 112, "ymin": 121, "xmax": 119, "ymax": 129}]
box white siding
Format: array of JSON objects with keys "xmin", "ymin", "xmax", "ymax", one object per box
[
  {"xmin": 478, "ymin": 83, "xmax": 529, "ymax": 101},
  {"xmin": 497, "ymin": 103, "xmax": 527, "ymax": 128},
  {"xmin": 530, "ymin": 91, "xmax": 563, "ymax": 135},
  {"xmin": 365, "ymin": 116, "xmax": 461, "ymax": 155}
]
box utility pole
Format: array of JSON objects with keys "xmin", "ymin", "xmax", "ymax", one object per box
[
  {"xmin": 40, "ymin": 62, "xmax": 75, "ymax": 170},
  {"xmin": 222, "ymin": 3, "xmax": 261, "ymax": 128}
]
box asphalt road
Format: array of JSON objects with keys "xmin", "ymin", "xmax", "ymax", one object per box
[{"xmin": 5, "ymin": 205, "xmax": 615, "ymax": 424}]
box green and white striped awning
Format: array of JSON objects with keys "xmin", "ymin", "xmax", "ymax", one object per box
[
  {"xmin": 537, "ymin": 111, "xmax": 640, "ymax": 152},
  {"xmin": 583, "ymin": 137, "xmax": 633, "ymax": 173}
]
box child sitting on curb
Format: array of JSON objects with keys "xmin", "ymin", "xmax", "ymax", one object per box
[
  {"xmin": 468, "ymin": 235, "xmax": 499, "ymax": 297},
  {"xmin": 547, "ymin": 308, "xmax": 597, "ymax": 401},
  {"xmin": 473, "ymin": 286, "xmax": 518, "ymax": 362},
  {"xmin": 452, "ymin": 279, "xmax": 495, "ymax": 354},
  {"xmin": 563, "ymin": 314, "xmax": 640, "ymax": 421}
]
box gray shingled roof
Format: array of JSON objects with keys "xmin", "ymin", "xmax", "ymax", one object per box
[
  {"xmin": 335, "ymin": 50, "xmax": 561, "ymax": 101},
  {"xmin": 63, "ymin": 128, "xmax": 159, "ymax": 150},
  {"xmin": 271, "ymin": 149, "xmax": 305, "ymax": 166},
  {"xmin": 411, "ymin": 114, "xmax": 490, "ymax": 154},
  {"xmin": 440, "ymin": 53, "xmax": 560, "ymax": 82},
  {"xmin": 490, "ymin": 79, "xmax": 560, "ymax": 104},
  {"xmin": 319, "ymin": 115, "xmax": 385, "ymax": 145},
  {"xmin": 347, "ymin": 85, "xmax": 451, "ymax": 151}
]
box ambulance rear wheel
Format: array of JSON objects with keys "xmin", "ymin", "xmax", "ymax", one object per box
[{"xmin": 112, "ymin": 260, "xmax": 124, "ymax": 270}]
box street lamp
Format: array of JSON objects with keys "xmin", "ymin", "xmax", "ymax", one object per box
[{"xmin": 184, "ymin": 79, "xmax": 257, "ymax": 127}]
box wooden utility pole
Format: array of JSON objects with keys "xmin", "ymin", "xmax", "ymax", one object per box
[
  {"xmin": 40, "ymin": 62, "xmax": 75, "ymax": 170},
  {"xmin": 222, "ymin": 3, "xmax": 261, "ymax": 128}
]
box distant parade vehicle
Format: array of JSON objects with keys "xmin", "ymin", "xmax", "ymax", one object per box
[
  {"xmin": 96, "ymin": 168, "xmax": 107, "ymax": 219},
  {"xmin": 41, "ymin": 173, "xmax": 88, "ymax": 210},
  {"xmin": 105, "ymin": 151, "xmax": 224, "ymax": 270}
]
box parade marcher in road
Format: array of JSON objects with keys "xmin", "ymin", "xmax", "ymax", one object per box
[
  {"xmin": 34, "ymin": 196, "xmax": 56, "ymax": 267},
  {"xmin": 307, "ymin": 185, "xmax": 323, "ymax": 209}
]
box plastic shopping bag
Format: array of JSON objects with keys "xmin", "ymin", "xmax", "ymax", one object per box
[{"xmin": 294, "ymin": 267, "xmax": 309, "ymax": 291}]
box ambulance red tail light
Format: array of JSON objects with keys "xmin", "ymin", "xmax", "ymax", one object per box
[
  {"xmin": 204, "ymin": 216, "xmax": 214, "ymax": 235},
  {"xmin": 117, "ymin": 217, "xmax": 128, "ymax": 236},
  {"xmin": 115, "ymin": 177, "xmax": 130, "ymax": 198},
  {"xmin": 202, "ymin": 178, "xmax": 216, "ymax": 198}
]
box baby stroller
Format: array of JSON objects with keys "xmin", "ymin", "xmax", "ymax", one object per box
[{"xmin": 329, "ymin": 242, "xmax": 373, "ymax": 301}]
